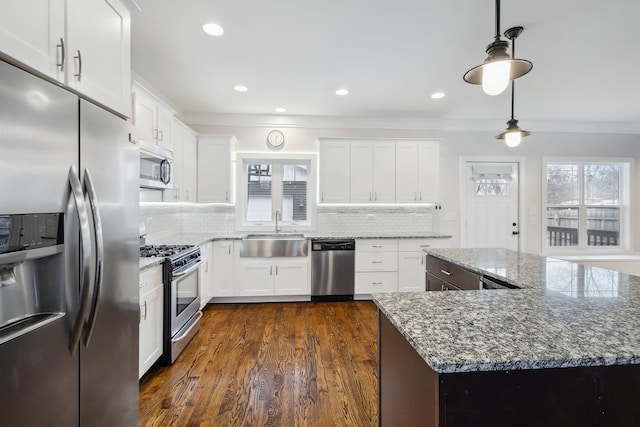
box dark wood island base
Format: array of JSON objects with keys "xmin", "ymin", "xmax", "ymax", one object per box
[{"xmin": 379, "ymin": 311, "xmax": 640, "ymax": 427}]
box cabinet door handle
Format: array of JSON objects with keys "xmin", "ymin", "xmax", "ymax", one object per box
[
  {"xmin": 419, "ymin": 192, "xmax": 423, "ymax": 201},
  {"xmin": 374, "ymin": 192, "xmax": 378, "ymax": 201},
  {"xmin": 56, "ymin": 38, "xmax": 65, "ymax": 71},
  {"xmin": 372, "ymin": 281, "xmax": 383, "ymax": 285},
  {"xmin": 414, "ymin": 192, "xmax": 417, "ymax": 201},
  {"xmin": 369, "ymin": 192, "xmax": 372, "ymax": 201},
  {"xmin": 158, "ymin": 129, "xmax": 164, "ymax": 141},
  {"xmin": 153, "ymin": 129, "xmax": 158, "ymax": 140},
  {"xmin": 143, "ymin": 301, "xmax": 148, "ymax": 320},
  {"xmin": 440, "ymin": 269, "xmax": 452, "ymax": 276},
  {"xmin": 270, "ymin": 265, "xmax": 273, "ymax": 276},
  {"xmin": 73, "ymin": 50, "xmax": 82, "ymax": 82},
  {"xmin": 228, "ymin": 244, "xmax": 231, "ymax": 255},
  {"xmin": 225, "ymin": 190, "xmax": 229, "ymax": 202},
  {"xmin": 321, "ymin": 191, "xmax": 324, "ymax": 202},
  {"xmin": 421, "ymin": 256, "xmax": 424, "ymax": 265}
]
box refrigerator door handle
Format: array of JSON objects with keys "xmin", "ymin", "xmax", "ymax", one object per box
[
  {"xmin": 82, "ymin": 169, "xmax": 104, "ymax": 347},
  {"xmin": 68, "ymin": 166, "xmax": 93, "ymax": 356}
]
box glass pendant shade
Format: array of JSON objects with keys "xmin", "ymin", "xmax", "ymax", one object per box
[
  {"xmin": 505, "ymin": 131, "xmax": 522, "ymax": 147},
  {"xmin": 482, "ymin": 60, "xmax": 511, "ymax": 96}
]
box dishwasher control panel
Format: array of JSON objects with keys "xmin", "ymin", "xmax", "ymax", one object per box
[{"xmin": 311, "ymin": 240, "xmax": 355, "ymax": 251}]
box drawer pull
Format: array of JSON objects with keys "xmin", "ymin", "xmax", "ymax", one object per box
[
  {"xmin": 420, "ymin": 245, "xmax": 431, "ymax": 247},
  {"xmin": 440, "ymin": 269, "xmax": 452, "ymax": 276},
  {"xmin": 371, "ymin": 245, "xmax": 383, "ymax": 248},
  {"xmin": 372, "ymin": 281, "xmax": 383, "ymax": 285},
  {"xmin": 371, "ymin": 261, "xmax": 383, "ymax": 264}
]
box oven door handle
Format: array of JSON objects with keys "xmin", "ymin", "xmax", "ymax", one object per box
[
  {"xmin": 171, "ymin": 311, "xmax": 203, "ymax": 343},
  {"xmin": 172, "ymin": 259, "xmax": 203, "ymax": 278}
]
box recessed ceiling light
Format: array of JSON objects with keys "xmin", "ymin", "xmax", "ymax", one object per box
[
  {"xmin": 233, "ymin": 85, "xmax": 248, "ymax": 92},
  {"xmin": 431, "ymin": 92, "xmax": 445, "ymax": 99},
  {"xmin": 335, "ymin": 88, "xmax": 349, "ymax": 96},
  {"xmin": 275, "ymin": 107, "xmax": 286, "ymax": 113},
  {"xmin": 202, "ymin": 23, "xmax": 224, "ymax": 36}
]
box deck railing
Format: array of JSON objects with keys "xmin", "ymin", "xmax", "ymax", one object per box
[{"xmin": 547, "ymin": 226, "xmax": 619, "ymax": 246}]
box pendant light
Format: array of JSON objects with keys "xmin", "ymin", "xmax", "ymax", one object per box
[
  {"xmin": 463, "ymin": 0, "xmax": 533, "ymax": 96},
  {"xmin": 495, "ymin": 26, "xmax": 530, "ymax": 147}
]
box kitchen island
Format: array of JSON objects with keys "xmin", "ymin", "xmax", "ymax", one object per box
[{"xmin": 374, "ymin": 248, "xmax": 640, "ymax": 426}]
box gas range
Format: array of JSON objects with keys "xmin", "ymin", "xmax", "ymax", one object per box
[
  {"xmin": 140, "ymin": 243, "xmax": 203, "ymax": 365},
  {"xmin": 140, "ymin": 244, "xmax": 196, "ymax": 259},
  {"xmin": 140, "ymin": 244, "xmax": 201, "ymax": 274}
]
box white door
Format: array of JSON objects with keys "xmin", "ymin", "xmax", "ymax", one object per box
[{"xmin": 463, "ymin": 162, "xmax": 519, "ymax": 250}]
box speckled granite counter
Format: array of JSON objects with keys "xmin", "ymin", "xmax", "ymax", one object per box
[
  {"xmin": 140, "ymin": 233, "xmax": 452, "ymax": 271},
  {"xmin": 139, "ymin": 257, "xmax": 164, "ymax": 271},
  {"xmin": 374, "ymin": 248, "xmax": 640, "ymax": 373}
]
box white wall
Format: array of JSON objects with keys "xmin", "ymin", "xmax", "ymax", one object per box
[{"xmin": 189, "ymin": 124, "xmax": 640, "ymax": 255}]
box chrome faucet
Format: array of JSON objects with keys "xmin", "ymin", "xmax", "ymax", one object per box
[{"xmin": 275, "ymin": 209, "xmax": 282, "ymax": 233}]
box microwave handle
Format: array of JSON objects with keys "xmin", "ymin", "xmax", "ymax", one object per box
[{"xmin": 160, "ymin": 159, "xmax": 171, "ymax": 184}]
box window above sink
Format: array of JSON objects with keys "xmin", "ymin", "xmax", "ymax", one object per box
[{"xmin": 235, "ymin": 152, "xmax": 317, "ymax": 233}]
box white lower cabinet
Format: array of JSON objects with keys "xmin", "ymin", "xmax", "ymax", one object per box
[
  {"xmin": 355, "ymin": 239, "xmax": 398, "ymax": 296},
  {"xmin": 356, "ymin": 271, "xmax": 398, "ymax": 293},
  {"xmin": 139, "ymin": 265, "xmax": 163, "ymax": 379},
  {"xmin": 199, "ymin": 242, "xmax": 214, "ymax": 308},
  {"xmin": 397, "ymin": 238, "xmax": 452, "ymax": 292},
  {"xmin": 212, "ymin": 240, "xmax": 235, "ymax": 297},
  {"xmin": 236, "ymin": 258, "xmax": 309, "ymax": 297}
]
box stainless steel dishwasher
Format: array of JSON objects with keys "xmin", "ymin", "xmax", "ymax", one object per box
[{"xmin": 311, "ymin": 239, "xmax": 355, "ymax": 301}]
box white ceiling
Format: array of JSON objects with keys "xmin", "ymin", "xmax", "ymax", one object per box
[{"xmin": 131, "ymin": 0, "xmax": 640, "ymax": 132}]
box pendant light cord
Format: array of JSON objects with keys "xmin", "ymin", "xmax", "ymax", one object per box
[
  {"xmin": 510, "ymin": 32, "xmax": 515, "ymax": 120},
  {"xmin": 494, "ymin": 0, "xmax": 501, "ymax": 41}
]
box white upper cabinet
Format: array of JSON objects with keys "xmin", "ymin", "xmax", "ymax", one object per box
[
  {"xmin": 318, "ymin": 139, "xmax": 350, "ymax": 203},
  {"xmin": 319, "ymin": 138, "xmax": 439, "ymax": 204},
  {"xmin": 197, "ymin": 135, "xmax": 235, "ymax": 203},
  {"xmin": 0, "ymin": 0, "xmax": 131, "ymax": 116},
  {"xmin": 372, "ymin": 141, "xmax": 396, "ymax": 202},
  {"xmin": 171, "ymin": 118, "xmax": 198, "ymax": 202},
  {"xmin": 417, "ymin": 142, "xmax": 440, "ymax": 203},
  {"xmin": 350, "ymin": 141, "xmax": 374, "ymax": 203},
  {"xmin": 350, "ymin": 140, "xmax": 396, "ymax": 203},
  {"xmin": 132, "ymin": 82, "xmax": 176, "ymax": 148},
  {"xmin": 66, "ymin": 0, "xmax": 131, "ymax": 116},
  {"xmin": 0, "ymin": 0, "xmax": 65, "ymax": 81},
  {"xmin": 396, "ymin": 140, "xmax": 440, "ymax": 203}
]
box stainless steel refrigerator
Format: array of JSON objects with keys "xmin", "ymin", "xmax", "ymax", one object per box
[{"xmin": 0, "ymin": 59, "xmax": 139, "ymax": 426}]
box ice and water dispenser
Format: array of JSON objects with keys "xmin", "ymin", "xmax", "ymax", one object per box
[{"xmin": 0, "ymin": 213, "xmax": 65, "ymax": 345}]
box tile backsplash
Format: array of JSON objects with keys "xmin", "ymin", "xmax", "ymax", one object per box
[{"xmin": 140, "ymin": 203, "xmax": 435, "ymax": 241}]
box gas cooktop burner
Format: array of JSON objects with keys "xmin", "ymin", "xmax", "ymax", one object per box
[{"xmin": 139, "ymin": 244, "xmax": 195, "ymax": 258}]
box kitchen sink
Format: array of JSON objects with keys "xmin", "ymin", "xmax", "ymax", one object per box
[
  {"xmin": 244, "ymin": 233, "xmax": 305, "ymax": 240},
  {"xmin": 240, "ymin": 234, "xmax": 308, "ymax": 257}
]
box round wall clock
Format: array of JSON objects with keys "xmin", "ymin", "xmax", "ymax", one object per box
[{"xmin": 267, "ymin": 130, "xmax": 285, "ymax": 148}]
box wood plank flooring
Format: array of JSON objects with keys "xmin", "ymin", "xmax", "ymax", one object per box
[{"xmin": 139, "ymin": 301, "xmax": 379, "ymax": 426}]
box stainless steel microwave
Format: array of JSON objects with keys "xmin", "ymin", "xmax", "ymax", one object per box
[{"xmin": 139, "ymin": 140, "xmax": 173, "ymax": 190}]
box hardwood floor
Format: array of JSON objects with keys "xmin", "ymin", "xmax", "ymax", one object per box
[{"xmin": 139, "ymin": 301, "xmax": 379, "ymax": 426}]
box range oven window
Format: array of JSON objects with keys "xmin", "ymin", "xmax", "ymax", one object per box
[{"xmin": 175, "ymin": 268, "xmax": 199, "ymax": 316}]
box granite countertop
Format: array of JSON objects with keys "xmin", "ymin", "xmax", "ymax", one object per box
[
  {"xmin": 305, "ymin": 233, "xmax": 452, "ymax": 240},
  {"xmin": 146, "ymin": 232, "xmax": 451, "ymax": 247},
  {"xmin": 140, "ymin": 233, "xmax": 453, "ymax": 270},
  {"xmin": 374, "ymin": 248, "xmax": 640, "ymax": 374}
]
